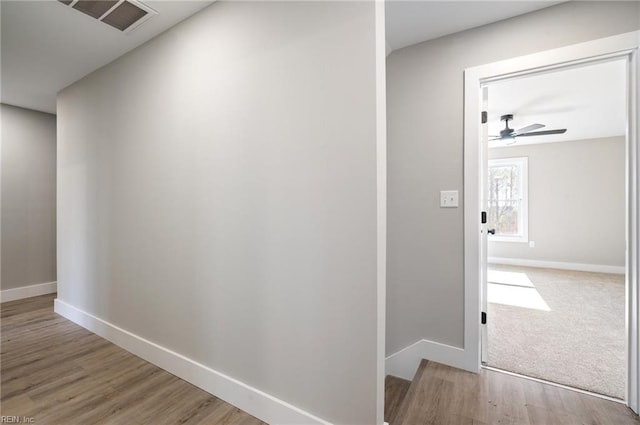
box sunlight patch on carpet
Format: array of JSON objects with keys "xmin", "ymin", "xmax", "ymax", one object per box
[
  {"xmin": 488, "ymin": 270, "xmax": 534, "ymax": 287},
  {"xmin": 488, "ymin": 283, "xmax": 550, "ymax": 311}
]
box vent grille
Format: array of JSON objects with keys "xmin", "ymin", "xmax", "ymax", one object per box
[
  {"xmin": 73, "ymin": 1, "xmax": 119, "ymax": 19},
  {"xmin": 58, "ymin": 0, "xmax": 156, "ymax": 32},
  {"xmin": 102, "ymin": 1, "xmax": 148, "ymax": 31}
]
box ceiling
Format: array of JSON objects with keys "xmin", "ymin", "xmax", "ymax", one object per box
[
  {"xmin": 1, "ymin": 0, "xmax": 213, "ymax": 114},
  {"xmin": 488, "ymin": 58, "xmax": 627, "ymax": 148},
  {"xmin": 0, "ymin": 0, "xmax": 598, "ymax": 118},
  {"xmin": 385, "ymin": 1, "xmax": 563, "ymax": 52}
]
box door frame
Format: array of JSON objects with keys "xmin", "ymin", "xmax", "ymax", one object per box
[{"xmin": 463, "ymin": 30, "xmax": 640, "ymax": 412}]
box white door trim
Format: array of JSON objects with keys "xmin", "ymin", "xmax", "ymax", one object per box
[
  {"xmin": 463, "ymin": 30, "xmax": 640, "ymax": 413},
  {"xmin": 375, "ymin": 1, "xmax": 387, "ymax": 424}
]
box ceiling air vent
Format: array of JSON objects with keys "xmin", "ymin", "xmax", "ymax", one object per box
[
  {"xmin": 102, "ymin": 1, "xmax": 149, "ymax": 31},
  {"xmin": 73, "ymin": 0, "xmax": 119, "ymax": 19},
  {"xmin": 57, "ymin": 0, "xmax": 157, "ymax": 33}
]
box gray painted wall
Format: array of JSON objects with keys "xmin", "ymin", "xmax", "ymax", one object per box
[
  {"xmin": 489, "ymin": 137, "xmax": 625, "ymax": 267},
  {"xmin": 386, "ymin": 1, "xmax": 640, "ymax": 354},
  {"xmin": 1, "ymin": 103, "xmax": 56, "ymax": 290},
  {"xmin": 57, "ymin": 2, "xmax": 379, "ymax": 424}
]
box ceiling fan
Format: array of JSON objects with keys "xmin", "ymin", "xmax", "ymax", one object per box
[{"xmin": 490, "ymin": 114, "xmax": 567, "ymax": 144}]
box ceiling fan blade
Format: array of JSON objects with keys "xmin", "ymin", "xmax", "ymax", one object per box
[
  {"xmin": 517, "ymin": 129, "xmax": 567, "ymax": 137},
  {"xmin": 514, "ymin": 123, "xmax": 544, "ymax": 134}
]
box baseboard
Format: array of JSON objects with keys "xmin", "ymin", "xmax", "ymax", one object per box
[
  {"xmin": 488, "ymin": 257, "xmax": 625, "ymax": 275},
  {"xmin": 0, "ymin": 281, "xmax": 57, "ymax": 303},
  {"xmin": 54, "ymin": 299, "xmax": 331, "ymax": 425},
  {"xmin": 385, "ymin": 339, "xmax": 465, "ymax": 381}
]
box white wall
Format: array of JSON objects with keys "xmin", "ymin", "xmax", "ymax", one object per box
[
  {"xmin": 1, "ymin": 103, "xmax": 56, "ymax": 290},
  {"xmin": 57, "ymin": 2, "xmax": 382, "ymax": 424},
  {"xmin": 386, "ymin": 1, "xmax": 640, "ymax": 356},
  {"xmin": 489, "ymin": 137, "xmax": 625, "ymax": 268}
]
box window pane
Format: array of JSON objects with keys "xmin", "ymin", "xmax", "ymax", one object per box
[
  {"xmin": 488, "ymin": 200, "xmax": 520, "ymax": 235},
  {"xmin": 488, "ymin": 162, "xmax": 521, "ymax": 236}
]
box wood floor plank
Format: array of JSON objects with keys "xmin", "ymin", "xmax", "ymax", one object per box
[
  {"xmin": 70, "ymin": 369, "xmax": 180, "ymax": 424},
  {"xmin": 1, "ymin": 294, "xmax": 56, "ymax": 318},
  {"xmin": 0, "ymin": 294, "xmax": 266, "ymax": 424},
  {"xmin": 485, "ymin": 368, "xmax": 528, "ymax": 424},
  {"xmin": 199, "ymin": 401, "xmax": 266, "ymax": 425},
  {"xmin": 0, "ymin": 393, "xmax": 37, "ymax": 419},
  {"xmin": 393, "ymin": 358, "xmax": 428, "ymax": 425},
  {"xmin": 384, "ymin": 375, "xmax": 411, "ymax": 424},
  {"xmin": 525, "ymin": 403, "xmax": 580, "ymax": 425},
  {"xmin": 396, "ymin": 360, "xmax": 457, "ymax": 425}
]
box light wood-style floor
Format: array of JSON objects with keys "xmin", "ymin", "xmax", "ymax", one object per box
[
  {"xmin": 6, "ymin": 294, "xmax": 639, "ymax": 425},
  {"xmin": 0, "ymin": 294, "xmax": 266, "ymax": 424},
  {"xmin": 389, "ymin": 359, "xmax": 640, "ymax": 425}
]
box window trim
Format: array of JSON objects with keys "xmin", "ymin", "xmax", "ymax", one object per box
[{"xmin": 487, "ymin": 156, "xmax": 529, "ymax": 243}]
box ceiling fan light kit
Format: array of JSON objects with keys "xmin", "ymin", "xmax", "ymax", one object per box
[{"xmin": 490, "ymin": 113, "xmax": 567, "ymax": 144}]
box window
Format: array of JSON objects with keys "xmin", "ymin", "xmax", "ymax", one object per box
[{"xmin": 487, "ymin": 157, "xmax": 528, "ymax": 242}]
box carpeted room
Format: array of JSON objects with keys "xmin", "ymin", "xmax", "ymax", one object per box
[
  {"xmin": 484, "ymin": 60, "xmax": 627, "ymax": 399},
  {"xmin": 487, "ymin": 264, "xmax": 625, "ymax": 399}
]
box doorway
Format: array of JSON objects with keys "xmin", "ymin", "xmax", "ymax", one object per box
[
  {"xmin": 482, "ymin": 59, "xmax": 627, "ymax": 399},
  {"xmin": 463, "ymin": 31, "xmax": 640, "ymax": 413}
]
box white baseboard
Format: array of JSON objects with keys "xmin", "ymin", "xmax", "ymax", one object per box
[
  {"xmin": 54, "ymin": 299, "xmax": 331, "ymax": 425},
  {"xmin": 488, "ymin": 257, "xmax": 625, "ymax": 275},
  {"xmin": 385, "ymin": 339, "xmax": 465, "ymax": 381},
  {"xmin": 0, "ymin": 281, "xmax": 57, "ymax": 303}
]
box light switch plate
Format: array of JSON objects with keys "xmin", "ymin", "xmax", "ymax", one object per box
[{"xmin": 440, "ymin": 190, "xmax": 459, "ymax": 208}]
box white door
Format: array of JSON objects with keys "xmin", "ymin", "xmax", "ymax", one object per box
[{"xmin": 480, "ymin": 85, "xmax": 490, "ymax": 364}]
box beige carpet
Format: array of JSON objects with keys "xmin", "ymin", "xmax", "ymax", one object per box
[{"xmin": 487, "ymin": 264, "xmax": 625, "ymax": 399}]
